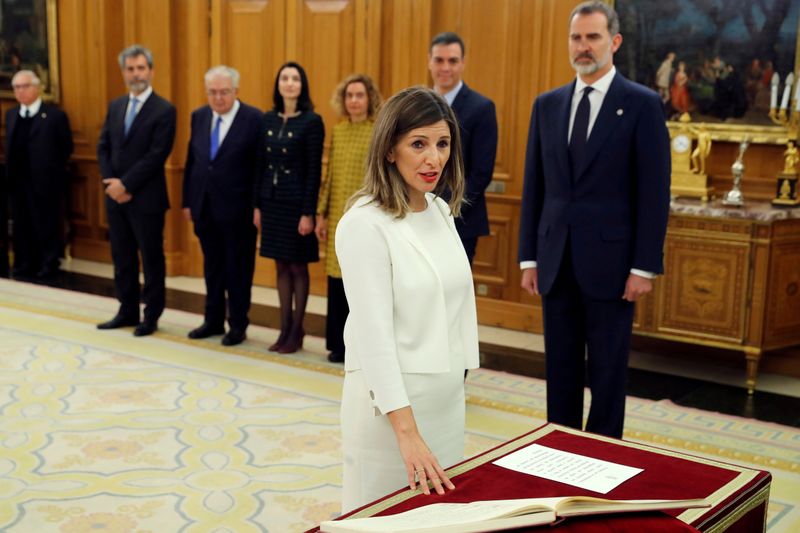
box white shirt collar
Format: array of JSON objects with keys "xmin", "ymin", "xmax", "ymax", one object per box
[
  {"xmin": 20, "ymin": 98, "xmax": 42, "ymax": 117},
  {"xmin": 129, "ymin": 85, "xmax": 153, "ymax": 105},
  {"xmin": 212, "ymin": 99, "xmax": 240, "ymax": 125},
  {"xmin": 575, "ymin": 66, "xmax": 616, "ymax": 96},
  {"xmin": 441, "ymin": 80, "xmax": 464, "ymax": 107}
]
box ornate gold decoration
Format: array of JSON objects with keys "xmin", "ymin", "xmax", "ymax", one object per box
[
  {"xmin": 670, "ymin": 113, "xmax": 714, "ymax": 201},
  {"xmin": 773, "ymin": 141, "xmax": 800, "ymax": 206}
]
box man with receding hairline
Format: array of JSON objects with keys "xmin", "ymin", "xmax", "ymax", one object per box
[
  {"xmin": 518, "ymin": 1, "xmax": 670, "ymax": 438},
  {"xmin": 5, "ymin": 69, "xmax": 73, "ymax": 279}
]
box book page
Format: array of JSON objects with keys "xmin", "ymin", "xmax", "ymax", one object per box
[
  {"xmin": 493, "ymin": 444, "xmax": 643, "ymax": 494},
  {"xmin": 320, "ymin": 499, "xmax": 554, "ymax": 532}
]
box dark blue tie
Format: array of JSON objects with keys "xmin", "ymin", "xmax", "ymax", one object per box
[
  {"xmin": 569, "ymin": 86, "xmax": 593, "ymax": 179},
  {"xmin": 210, "ymin": 116, "xmax": 222, "ymax": 160}
]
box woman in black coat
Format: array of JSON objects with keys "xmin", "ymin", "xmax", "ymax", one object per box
[{"xmin": 254, "ymin": 62, "xmax": 324, "ymax": 353}]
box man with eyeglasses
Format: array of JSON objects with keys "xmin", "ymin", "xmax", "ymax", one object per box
[
  {"xmin": 181, "ymin": 65, "xmax": 262, "ymax": 346},
  {"xmin": 96, "ymin": 44, "xmax": 176, "ymax": 337},
  {"xmin": 4, "ymin": 70, "xmax": 73, "ymax": 279}
]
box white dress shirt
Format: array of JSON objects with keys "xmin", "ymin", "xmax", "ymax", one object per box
[
  {"xmin": 520, "ymin": 66, "xmax": 655, "ymax": 280},
  {"xmin": 19, "ymin": 98, "xmax": 42, "ymax": 117},
  {"xmin": 441, "ymin": 80, "xmax": 464, "ymax": 106},
  {"xmin": 210, "ymin": 99, "xmax": 240, "ymax": 147}
]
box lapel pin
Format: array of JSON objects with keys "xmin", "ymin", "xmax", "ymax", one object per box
[
  {"xmin": 41, "ymin": 113, "xmax": 47, "ymax": 118},
  {"xmin": 616, "ymin": 109, "xmax": 624, "ymax": 116}
]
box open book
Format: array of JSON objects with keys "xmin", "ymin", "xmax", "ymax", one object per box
[{"xmin": 319, "ymin": 496, "xmax": 710, "ymax": 533}]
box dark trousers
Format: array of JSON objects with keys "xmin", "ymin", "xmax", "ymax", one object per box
[
  {"xmin": 10, "ymin": 182, "xmax": 62, "ymax": 275},
  {"xmin": 106, "ymin": 199, "xmax": 166, "ymax": 323},
  {"xmin": 325, "ymin": 275, "xmax": 349, "ymax": 354},
  {"xmin": 460, "ymin": 236, "xmax": 478, "ymax": 266},
  {"xmin": 194, "ymin": 207, "xmax": 257, "ymax": 331},
  {"xmin": 541, "ymin": 238, "xmax": 634, "ymax": 439}
]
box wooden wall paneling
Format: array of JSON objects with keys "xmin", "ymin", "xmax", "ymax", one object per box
[
  {"xmin": 64, "ymin": 0, "xmax": 125, "ymax": 262},
  {"xmin": 60, "ymin": 1, "xmax": 98, "ymax": 260},
  {"xmin": 290, "ymin": 0, "xmax": 358, "ymax": 130},
  {"xmin": 765, "ymin": 224, "xmax": 800, "ymax": 346},
  {"xmin": 173, "ymin": 0, "xmax": 211, "ymax": 277},
  {"xmin": 380, "ymin": 0, "xmax": 432, "ymax": 95},
  {"xmin": 218, "ymin": 0, "xmax": 286, "ymax": 109},
  {"xmin": 433, "ymin": 0, "xmax": 513, "ymax": 180}
]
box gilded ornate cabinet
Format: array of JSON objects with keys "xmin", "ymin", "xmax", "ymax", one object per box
[{"xmin": 634, "ymin": 199, "xmax": 800, "ymax": 392}]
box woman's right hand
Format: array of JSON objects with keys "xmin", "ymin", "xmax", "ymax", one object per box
[
  {"xmin": 315, "ymin": 216, "xmax": 328, "ymax": 242},
  {"xmin": 387, "ymin": 407, "xmax": 455, "ymax": 496},
  {"xmin": 253, "ymin": 208, "xmax": 261, "ymax": 230}
]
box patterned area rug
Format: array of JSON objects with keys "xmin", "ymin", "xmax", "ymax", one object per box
[{"xmin": 0, "ymin": 279, "xmax": 797, "ymax": 532}]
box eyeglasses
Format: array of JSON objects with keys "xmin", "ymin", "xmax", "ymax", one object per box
[
  {"xmin": 206, "ymin": 89, "xmax": 233, "ymax": 97},
  {"xmin": 12, "ymin": 83, "xmax": 33, "ymax": 90}
]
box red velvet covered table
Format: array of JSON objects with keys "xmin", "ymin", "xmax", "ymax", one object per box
[{"xmin": 309, "ymin": 423, "xmax": 771, "ymax": 532}]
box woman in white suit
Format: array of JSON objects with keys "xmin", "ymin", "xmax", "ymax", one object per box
[{"xmin": 335, "ymin": 86, "xmax": 480, "ymax": 513}]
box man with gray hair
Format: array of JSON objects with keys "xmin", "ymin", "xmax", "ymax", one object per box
[
  {"xmin": 97, "ymin": 44, "xmax": 176, "ymax": 337},
  {"xmin": 182, "ymin": 65, "xmax": 262, "ymax": 346},
  {"xmin": 4, "ymin": 69, "xmax": 73, "ymax": 279}
]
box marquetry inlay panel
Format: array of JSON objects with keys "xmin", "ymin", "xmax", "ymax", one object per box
[
  {"xmin": 657, "ymin": 238, "xmax": 750, "ymax": 342},
  {"xmin": 766, "ymin": 242, "xmax": 800, "ymax": 339}
]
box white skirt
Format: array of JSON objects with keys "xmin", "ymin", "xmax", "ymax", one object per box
[{"xmin": 340, "ymin": 362, "xmax": 466, "ymax": 514}]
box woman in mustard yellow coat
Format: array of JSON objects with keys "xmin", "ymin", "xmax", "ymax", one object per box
[{"xmin": 315, "ymin": 74, "xmax": 382, "ymax": 363}]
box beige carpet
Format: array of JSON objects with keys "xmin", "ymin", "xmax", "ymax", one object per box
[{"xmin": 0, "ymin": 278, "xmax": 797, "ymax": 532}]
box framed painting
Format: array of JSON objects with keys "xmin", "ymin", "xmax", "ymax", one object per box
[
  {"xmin": 611, "ymin": 0, "xmax": 800, "ymax": 144},
  {"xmin": 0, "ymin": 0, "xmax": 59, "ymax": 102}
]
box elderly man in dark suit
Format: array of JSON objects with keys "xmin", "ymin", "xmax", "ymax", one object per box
[
  {"xmin": 182, "ymin": 66, "xmax": 261, "ymax": 346},
  {"xmin": 5, "ymin": 70, "xmax": 73, "ymax": 279},
  {"xmin": 429, "ymin": 32, "xmax": 498, "ymax": 265},
  {"xmin": 518, "ymin": 1, "xmax": 670, "ymax": 438},
  {"xmin": 96, "ymin": 44, "xmax": 176, "ymax": 337}
]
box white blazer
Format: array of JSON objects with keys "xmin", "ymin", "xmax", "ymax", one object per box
[{"xmin": 335, "ymin": 194, "xmax": 480, "ymax": 415}]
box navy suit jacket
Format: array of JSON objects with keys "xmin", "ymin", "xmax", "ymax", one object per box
[
  {"xmin": 518, "ymin": 72, "xmax": 671, "ymax": 300},
  {"xmin": 97, "ymin": 92, "xmax": 176, "ymax": 214},
  {"xmin": 182, "ymin": 102, "xmax": 262, "ymax": 221},
  {"xmin": 451, "ymin": 83, "xmax": 498, "ymax": 239},
  {"xmin": 5, "ymin": 103, "xmax": 73, "ymax": 195}
]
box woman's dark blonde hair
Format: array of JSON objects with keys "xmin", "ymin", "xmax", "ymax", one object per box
[
  {"xmin": 349, "ymin": 86, "xmax": 464, "ymax": 218},
  {"xmin": 330, "ymin": 73, "xmax": 382, "ymax": 119}
]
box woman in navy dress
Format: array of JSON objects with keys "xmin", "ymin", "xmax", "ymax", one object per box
[{"xmin": 254, "ymin": 62, "xmax": 324, "ymax": 353}]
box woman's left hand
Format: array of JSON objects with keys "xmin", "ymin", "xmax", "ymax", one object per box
[{"xmin": 298, "ymin": 215, "xmax": 315, "ymax": 236}]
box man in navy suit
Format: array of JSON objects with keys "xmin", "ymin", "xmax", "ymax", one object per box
[
  {"xmin": 182, "ymin": 66, "xmax": 261, "ymax": 346},
  {"xmin": 97, "ymin": 44, "xmax": 176, "ymax": 337},
  {"xmin": 5, "ymin": 70, "xmax": 73, "ymax": 279},
  {"xmin": 518, "ymin": 1, "xmax": 670, "ymax": 438},
  {"xmin": 429, "ymin": 32, "xmax": 497, "ymax": 264}
]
